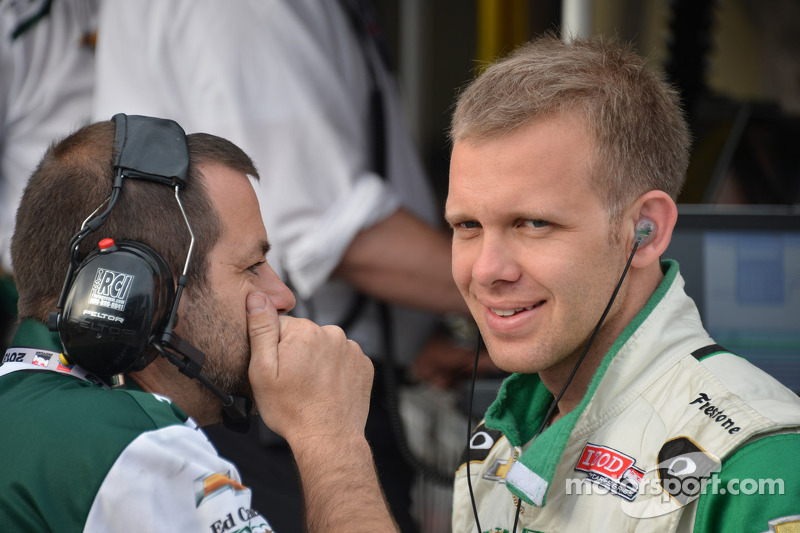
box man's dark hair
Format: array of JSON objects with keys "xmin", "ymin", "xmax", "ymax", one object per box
[{"xmin": 11, "ymin": 119, "xmax": 259, "ymax": 322}]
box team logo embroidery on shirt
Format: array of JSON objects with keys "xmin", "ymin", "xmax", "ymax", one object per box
[
  {"xmin": 460, "ymin": 423, "xmax": 504, "ymax": 466},
  {"xmin": 656, "ymin": 437, "xmax": 720, "ymax": 505},
  {"xmin": 574, "ymin": 443, "xmax": 645, "ymax": 501},
  {"xmin": 194, "ymin": 472, "xmax": 248, "ymax": 507}
]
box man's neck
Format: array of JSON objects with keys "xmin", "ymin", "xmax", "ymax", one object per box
[
  {"xmin": 129, "ymin": 360, "xmax": 221, "ymax": 426},
  {"xmin": 538, "ymin": 339, "xmax": 610, "ymax": 424},
  {"xmin": 540, "ymin": 263, "xmax": 664, "ymax": 422}
]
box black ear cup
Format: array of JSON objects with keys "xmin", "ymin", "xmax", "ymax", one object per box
[{"xmin": 59, "ymin": 239, "xmax": 174, "ymax": 375}]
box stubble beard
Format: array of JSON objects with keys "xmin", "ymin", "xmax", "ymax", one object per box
[{"xmin": 178, "ymin": 285, "xmax": 254, "ymax": 405}]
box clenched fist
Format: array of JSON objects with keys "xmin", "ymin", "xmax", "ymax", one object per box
[{"xmin": 245, "ymin": 291, "xmax": 375, "ymax": 448}]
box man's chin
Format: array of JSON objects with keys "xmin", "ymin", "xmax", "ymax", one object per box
[{"xmin": 225, "ymin": 380, "xmax": 255, "ymax": 406}]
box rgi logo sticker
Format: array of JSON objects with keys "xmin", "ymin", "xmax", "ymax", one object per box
[{"xmin": 90, "ymin": 268, "xmax": 134, "ymax": 311}]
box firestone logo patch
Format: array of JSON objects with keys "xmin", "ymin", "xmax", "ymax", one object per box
[
  {"xmin": 89, "ymin": 268, "xmax": 134, "ymax": 311},
  {"xmin": 575, "ymin": 443, "xmax": 645, "ymax": 502}
]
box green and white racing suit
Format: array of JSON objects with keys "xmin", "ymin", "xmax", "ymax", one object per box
[{"xmin": 453, "ymin": 260, "xmax": 800, "ymax": 533}]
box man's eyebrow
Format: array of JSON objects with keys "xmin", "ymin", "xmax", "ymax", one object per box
[
  {"xmin": 443, "ymin": 208, "xmax": 463, "ymax": 223},
  {"xmin": 236, "ymin": 241, "xmax": 270, "ymax": 265}
]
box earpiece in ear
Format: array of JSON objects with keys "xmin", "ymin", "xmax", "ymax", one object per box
[{"xmin": 635, "ymin": 217, "xmax": 657, "ymax": 246}]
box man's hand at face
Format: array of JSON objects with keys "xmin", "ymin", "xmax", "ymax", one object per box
[
  {"xmin": 245, "ymin": 291, "xmax": 398, "ymax": 532},
  {"xmin": 245, "ymin": 292, "xmax": 374, "ymax": 447}
]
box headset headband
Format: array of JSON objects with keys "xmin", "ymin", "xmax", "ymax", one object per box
[{"xmin": 112, "ymin": 113, "xmax": 189, "ymax": 187}]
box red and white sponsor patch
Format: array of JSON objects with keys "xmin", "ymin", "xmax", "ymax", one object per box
[
  {"xmin": 31, "ymin": 352, "xmax": 51, "ymax": 367},
  {"xmin": 574, "ymin": 443, "xmax": 645, "ymax": 502},
  {"xmin": 576, "ymin": 443, "xmax": 636, "ymax": 480}
]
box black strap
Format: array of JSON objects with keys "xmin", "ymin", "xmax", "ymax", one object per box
[
  {"xmin": 10, "ymin": 0, "xmax": 52, "ymax": 41},
  {"xmin": 339, "ymin": 0, "xmax": 388, "ymax": 181},
  {"xmin": 329, "ymin": 0, "xmax": 388, "ymax": 331},
  {"xmin": 691, "ymin": 343, "xmax": 728, "ymax": 361}
]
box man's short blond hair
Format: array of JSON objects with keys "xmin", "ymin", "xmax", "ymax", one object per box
[{"xmin": 450, "ymin": 34, "xmax": 691, "ymax": 218}]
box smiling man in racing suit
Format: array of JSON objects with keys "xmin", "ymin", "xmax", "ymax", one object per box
[{"xmin": 446, "ymin": 35, "xmax": 800, "ymax": 532}]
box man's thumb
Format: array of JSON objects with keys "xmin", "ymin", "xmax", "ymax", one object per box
[{"xmin": 247, "ymin": 292, "xmax": 280, "ymax": 353}]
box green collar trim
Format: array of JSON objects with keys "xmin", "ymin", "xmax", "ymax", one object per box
[
  {"xmin": 486, "ymin": 259, "xmax": 679, "ymax": 506},
  {"xmin": 9, "ymin": 319, "xmax": 62, "ymax": 352}
]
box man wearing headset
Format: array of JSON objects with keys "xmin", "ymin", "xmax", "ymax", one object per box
[
  {"xmin": 447, "ymin": 36, "xmax": 800, "ymax": 532},
  {"xmin": 0, "ymin": 119, "xmax": 398, "ymax": 531}
]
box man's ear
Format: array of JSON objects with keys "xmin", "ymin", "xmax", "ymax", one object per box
[{"xmin": 628, "ymin": 190, "xmax": 678, "ymax": 268}]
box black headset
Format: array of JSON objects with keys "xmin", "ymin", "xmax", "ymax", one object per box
[{"xmin": 47, "ymin": 114, "xmax": 249, "ymax": 428}]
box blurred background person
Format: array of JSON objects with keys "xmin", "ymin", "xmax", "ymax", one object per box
[
  {"xmin": 92, "ymin": 1, "xmax": 494, "ymax": 531},
  {"xmin": 0, "ymin": 0, "xmax": 99, "ymax": 350}
]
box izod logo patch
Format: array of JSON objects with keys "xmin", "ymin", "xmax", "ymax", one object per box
[{"xmin": 574, "ymin": 443, "xmax": 645, "ymax": 501}]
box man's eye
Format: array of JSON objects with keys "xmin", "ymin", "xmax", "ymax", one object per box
[
  {"xmin": 458, "ymin": 221, "xmax": 480, "ymax": 229},
  {"xmin": 524, "ymin": 219, "xmax": 548, "ymax": 228},
  {"xmin": 247, "ymin": 261, "xmax": 265, "ymax": 274}
]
